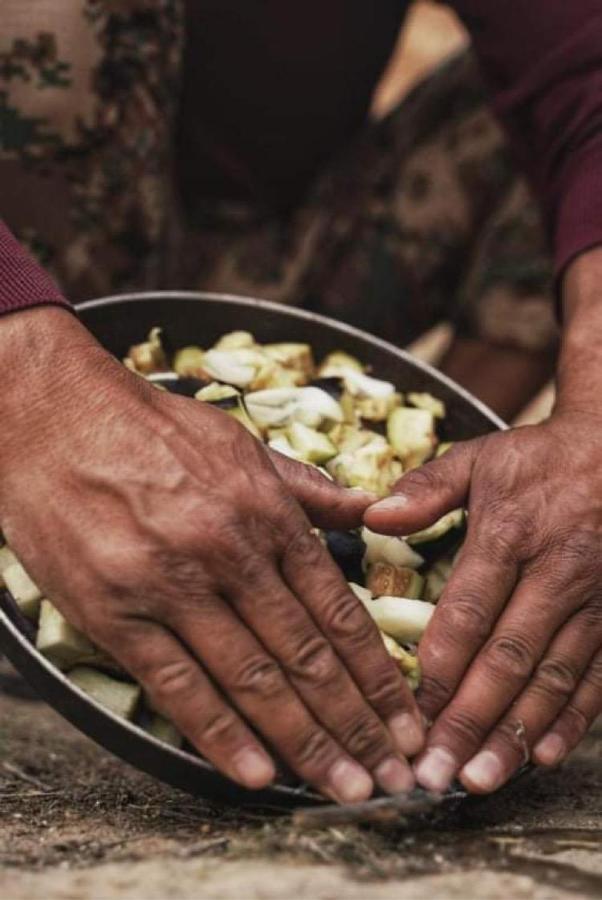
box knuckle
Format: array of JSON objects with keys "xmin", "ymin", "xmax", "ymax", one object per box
[
  {"xmin": 285, "ymin": 528, "xmax": 325, "ymax": 567},
  {"xmin": 324, "ymin": 592, "xmax": 376, "ymax": 645},
  {"xmin": 289, "ymin": 727, "xmax": 336, "ymax": 773},
  {"xmin": 229, "ymin": 654, "xmax": 285, "ymax": 700},
  {"xmin": 476, "ymin": 520, "xmax": 523, "ymax": 564},
  {"xmin": 150, "ymin": 658, "xmax": 198, "ymax": 702},
  {"xmin": 534, "ymin": 657, "xmax": 579, "ymax": 699},
  {"xmin": 483, "ymin": 632, "xmax": 535, "ymax": 681},
  {"xmin": 287, "ymin": 636, "xmax": 340, "ymax": 688},
  {"xmin": 580, "ymin": 600, "xmax": 602, "ymax": 630},
  {"xmin": 400, "ymin": 463, "xmax": 444, "ymax": 495},
  {"xmin": 417, "ymin": 673, "xmax": 453, "ymax": 713},
  {"xmin": 339, "ymin": 716, "xmax": 390, "ymax": 765},
  {"xmin": 559, "ymin": 703, "xmax": 591, "ymax": 738},
  {"xmin": 197, "ymin": 708, "xmax": 242, "ymax": 748},
  {"xmin": 437, "ymin": 595, "xmax": 492, "ymax": 645},
  {"xmin": 439, "ymin": 707, "xmax": 485, "ymax": 746}
]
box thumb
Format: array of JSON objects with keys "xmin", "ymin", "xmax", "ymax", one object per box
[
  {"xmin": 267, "ymin": 448, "xmax": 377, "ymax": 529},
  {"xmin": 364, "ymin": 439, "xmax": 482, "ymax": 535}
]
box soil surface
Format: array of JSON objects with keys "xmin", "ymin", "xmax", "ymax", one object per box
[{"xmin": 0, "ymin": 664, "xmax": 601, "ymax": 900}]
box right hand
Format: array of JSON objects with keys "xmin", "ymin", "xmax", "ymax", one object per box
[{"xmin": 0, "ymin": 306, "xmax": 424, "ymax": 802}]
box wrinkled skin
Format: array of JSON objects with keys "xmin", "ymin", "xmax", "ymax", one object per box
[
  {"xmin": 366, "ymin": 420, "xmax": 602, "ymax": 793},
  {"xmin": 366, "ymin": 248, "xmax": 602, "ymax": 795},
  {"xmin": 0, "ymin": 307, "xmax": 424, "ymax": 802}
]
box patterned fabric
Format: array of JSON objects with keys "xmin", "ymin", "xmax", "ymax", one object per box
[{"xmin": 0, "ymin": 3, "xmax": 558, "ymax": 352}]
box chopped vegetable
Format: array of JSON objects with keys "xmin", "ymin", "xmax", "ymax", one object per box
[
  {"xmin": 3, "ymin": 561, "xmax": 42, "ymax": 619},
  {"xmin": 213, "ymin": 330, "xmax": 256, "ymax": 351},
  {"xmin": 287, "ymin": 421, "xmax": 337, "ymax": 464},
  {"xmin": 146, "ymin": 713, "xmax": 183, "ymax": 748},
  {"xmin": 407, "ymin": 391, "xmax": 446, "ymax": 419},
  {"xmin": 407, "ymin": 509, "xmax": 464, "ymax": 545},
  {"xmin": 380, "ymin": 632, "xmax": 421, "ymax": 691},
  {"xmin": 263, "ymin": 342, "xmax": 314, "ymax": 377},
  {"xmin": 424, "ymin": 557, "xmax": 455, "ymax": 603},
  {"xmin": 0, "ymin": 545, "xmax": 18, "ymax": 589},
  {"xmin": 36, "ymin": 600, "xmax": 95, "ymax": 669},
  {"xmin": 436, "ymin": 441, "xmax": 454, "ymax": 457},
  {"xmin": 361, "ymin": 527, "xmax": 424, "ymax": 570},
  {"xmin": 387, "ymin": 406, "xmax": 437, "ymax": 469},
  {"xmin": 360, "ymin": 594, "xmax": 434, "ymax": 643},
  {"xmin": 318, "ymin": 351, "xmax": 364, "ymax": 376},
  {"xmin": 326, "ymin": 437, "xmax": 402, "ymax": 496},
  {"xmin": 173, "ymin": 346, "xmax": 206, "ymax": 378},
  {"xmin": 245, "ymin": 386, "xmax": 343, "ymax": 430},
  {"xmin": 195, "ymin": 382, "xmax": 261, "ymax": 438},
  {"xmin": 366, "ymin": 563, "xmax": 424, "ymax": 599},
  {"xmin": 126, "ymin": 327, "xmax": 168, "ymax": 374},
  {"xmin": 68, "ymin": 667, "xmax": 141, "ymax": 720}
]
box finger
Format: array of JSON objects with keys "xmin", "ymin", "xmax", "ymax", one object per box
[
  {"xmin": 279, "ymin": 521, "xmax": 425, "ymax": 759},
  {"xmin": 415, "ymin": 567, "xmax": 582, "ymax": 793},
  {"xmin": 416, "ymin": 533, "xmax": 519, "ymax": 722},
  {"xmin": 220, "ymin": 561, "xmax": 415, "ymax": 793},
  {"xmin": 460, "ymin": 605, "xmax": 602, "ymax": 792},
  {"xmin": 166, "ymin": 594, "xmax": 377, "ymax": 803},
  {"xmin": 364, "ymin": 439, "xmax": 481, "ymax": 535},
  {"xmin": 268, "ymin": 448, "xmax": 377, "ymax": 529},
  {"xmin": 94, "ymin": 617, "xmax": 276, "ymax": 791},
  {"xmin": 533, "ymin": 647, "xmax": 602, "ymax": 768}
]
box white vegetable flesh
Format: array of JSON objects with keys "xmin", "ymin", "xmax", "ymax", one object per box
[
  {"xmin": 68, "ymin": 666, "xmax": 141, "ymax": 720},
  {"xmin": 3, "ymin": 561, "xmax": 42, "ymax": 619},
  {"xmin": 36, "ymin": 600, "xmax": 95, "ymax": 669}
]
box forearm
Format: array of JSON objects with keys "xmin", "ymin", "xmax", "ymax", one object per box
[{"xmin": 556, "ymin": 246, "xmax": 602, "ymax": 413}]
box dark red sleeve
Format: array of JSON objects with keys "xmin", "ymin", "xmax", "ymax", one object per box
[
  {"xmin": 452, "ymin": 0, "xmax": 602, "ymax": 281},
  {"xmin": 0, "ymin": 221, "xmax": 71, "ymax": 316}
]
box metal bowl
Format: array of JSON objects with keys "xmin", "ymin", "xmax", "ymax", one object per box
[{"xmin": 0, "ymin": 291, "xmax": 504, "ymax": 810}]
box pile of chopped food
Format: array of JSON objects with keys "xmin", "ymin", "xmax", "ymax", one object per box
[{"xmin": 0, "ymin": 328, "xmax": 464, "ymax": 755}]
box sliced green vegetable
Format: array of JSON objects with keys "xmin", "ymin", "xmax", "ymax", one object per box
[
  {"xmin": 245, "ymin": 387, "xmax": 343, "ymax": 430},
  {"xmin": 407, "ymin": 391, "xmax": 446, "ymax": 419},
  {"xmin": 387, "ymin": 406, "xmax": 437, "ymax": 469},
  {"xmin": 36, "ymin": 600, "xmax": 95, "ymax": 669},
  {"xmin": 213, "ymin": 330, "xmax": 256, "ymax": 350},
  {"xmin": 360, "ymin": 594, "xmax": 434, "ymax": 643},
  {"xmin": 195, "ymin": 383, "xmax": 261, "ymax": 438},
  {"xmin": 173, "ymin": 346, "xmax": 206, "ymax": 378},
  {"xmin": 424, "ymin": 557, "xmax": 455, "ymax": 603},
  {"xmin": 0, "ymin": 545, "xmax": 18, "ymax": 588},
  {"xmin": 146, "ymin": 713, "xmax": 182, "ymax": 748},
  {"xmin": 126, "ymin": 327, "xmax": 168, "ymax": 374},
  {"xmin": 3, "ymin": 561, "xmax": 42, "ymax": 620},
  {"xmin": 326, "ymin": 438, "xmax": 402, "ymax": 496},
  {"xmin": 68, "ymin": 666, "xmax": 141, "ymax": 720},
  {"xmin": 287, "ymin": 421, "xmax": 337, "ymax": 464},
  {"xmin": 263, "ymin": 342, "xmax": 314, "ymax": 377},
  {"xmin": 380, "ymin": 632, "xmax": 421, "ymax": 691},
  {"xmin": 361, "ymin": 527, "xmax": 424, "ymax": 570},
  {"xmin": 318, "ymin": 351, "xmax": 364, "ymax": 376},
  {"xmin": 407, "ymin": 509, "xmax": 464, "ymax": 545}
]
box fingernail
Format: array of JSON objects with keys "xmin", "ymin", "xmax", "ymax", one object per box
[
  {"xmin": 328, "ymin": 759, "xmax": 373, "ymax": 804},
  {"xmin": 533, "ymin": 733, "xmax": 567, "ymax": 767},
  {"xmin": 461, "ymin": 750, "xmax": 504, "ymax": 793},
  {"xmin": 369, "ymin": 494, "xmax": 409, "ymax": 513},
  {"xmin": 374, "ymin": 756, "xmax": 415, "ymax": 794},
  {"xmin": 389, "ymin": 712, "xmax": 425, "ymax": 757},
  {"xmin": 232, "ymin": 748, "xmax": 275, "ymax": 789},
  {"xmin": 413, "ymin": 746, "xmax": 458, "ymax": 793}
]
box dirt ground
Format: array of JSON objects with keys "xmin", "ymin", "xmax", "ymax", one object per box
[{"xmin": 0, "ymin": 669, "xmax": 601, "ymax": 900}]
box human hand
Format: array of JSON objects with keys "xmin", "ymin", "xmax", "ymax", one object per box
[
  {"xmin": 365, "ymin": 415, "xmax": 602, "ymax": 793},
  {"xmin": 0, "ymin": 307, "xmax": 424, "ymax": 802}
]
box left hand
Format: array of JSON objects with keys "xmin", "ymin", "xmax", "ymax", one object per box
[{"xmin": 365, "ymin": 411, "xmax": 602, "ymax": 793}]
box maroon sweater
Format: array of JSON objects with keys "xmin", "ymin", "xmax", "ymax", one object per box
[{"xmin": 1, "ymin": 0, "xmax": 602, "ymax": 314}]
